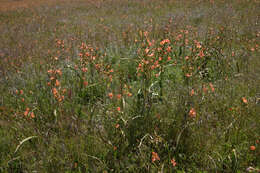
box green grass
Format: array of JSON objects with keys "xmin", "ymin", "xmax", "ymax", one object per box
[{"xmin": 0, "ymin": 0, "xmax": 259, "ymax": 172}]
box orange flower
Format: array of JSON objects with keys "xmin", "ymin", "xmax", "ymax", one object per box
[
  {"xmin": 209, "ymin": 83, "xmax": 215, "ymax": 92},
  {"xmin": 30, "ymin": 112, "xmax": 35, "ymax": 118},
  {"xmin": 148, "ymin": 53, "xmax": 154, "ymax": 57},
  {"xmin": 190, "ymin": 89, "xmax": 195, "ymax": 96},
  {"xmin": 55, "ymin": 79, "xmax": 60, "ymax": 87},
  {"xmin": 56, "ymin": 69, "xmax": 62, "ymax": 76},
  {"xmin": 127, "ymin": 92, "xmax": 132, "ymax": 97},
  {"xmin": 166, "ymin": 46, "xmax": 172, "ymax": 52},
  {"xmin": 242, "ymin": 97, "xmax": 248, "ymax": 104},
  {"xmin": 171, "ymin": 158, "xmax": 177, "ymax": 167},
  {"xmin": 20, "ymin": 90, "xmax": 24, "ymax": 95},
  {"xmin": 24, "ymin": 108, "xmax": 30, "ymax": 116},
  {"xmin": 152, "ymin": 152, "xmax": 160, "ymax": 162},
  {"xmin": 196, "ymin": 42, "xmax": 202, "ymax": 49},
  {"xmin": 160, "ymin": 39, "xmax": 170, "ymax": 46},
  {"xmin": 145, "ymin": 48, "xmax": 150, "ymax": 54},
  {"xmin": 81, "ymin": 67, "xmax": 88, "ymax": 73},
  {"xmin": 115, "ymin": 124, "xmax": 120, "ymax": 128},
  {"xmin": 108, "ymin": 92, "xmax": 113, "ymax": 99},
  {"xmin": 250, "ymin": 145, "xmax": 256, "ymax": 151},
  {"xmin": 185, "ymin": 73, "xmax": 192, "ymax": 77},
  {"xmin": 199, "ymin": 50, "xmax": 205, "ymax": 58},
  {"xmin": 52, "ymin": 88, "xmax": 58, "ymax": 97},
  {"xmin": 83, "ymin": 81, "xmax": 88, "ymax": 87},
  {"xmin": 117, "ymin": 107, "xmax": 121, "ymax": 112},
  {"xmin": 62, "ymin": 88, "xmax": 67, "ymax": 94},
  {"xmin": 47, "ymin": 69, "xmax": 53, "ymax": 74},
  {"xmin": 116, "ymin": 94, "xmax": 122, "ymax": 100},
  {"xmin": 189, "ymin": 108, "xmax": 196, "ymax": 118}
]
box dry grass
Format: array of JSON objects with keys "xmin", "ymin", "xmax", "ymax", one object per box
[{"xmin": 0, "ymin": 0, "xmax": 259, "ymax": 172}]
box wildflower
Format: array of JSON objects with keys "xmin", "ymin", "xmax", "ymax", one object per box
[
  {"xmin": 62, "ymin": 88, "xmax": 67, "ymax": 94},
  {"xmin": 55, "ymin": 79, "xmax": 60, "ymax": 87},
  {"xmin": 117, "ymin": 107, "xmax": 121, "ymax": 112},
  {"xmin": 30, "ymin": 112, "xmax": 35, "ymax": 118},
  {"xmin": 189, "ymin": 108, "xmax": 196, "ymax": 118},
  {"xmin": 20, "ymin": 90, "xmax": 24, "ymax": 95},
  {"xmin": 83, "ymin": 81, "xmax": 88, "ymax": 87},
  {"xmin": 56, "ymin": 69, "xmax": 62, "ymax": 76},
  {"xmin": 24, "ymin": 108, "xmax": 30, "ymax": 116},
  {"xmin": 148, "ymin": 52, "xmax": 154, "ymax": 57},
  {"xmin": 58, "ymin": 96, "xmax": 64, "ymax": 102},
  {"xmin": 167, "ymin": 56, "xmax": 171, "ymax": 61},
  {"xmin": 160, "ymin": 39, "xmax": 170, "ymax": 46},
  {"xmin": 116, "ymin": 94, "xmax": 121, "ymax": 100},
  {"xmin": 108, "ymin": 92, "xmax": 113, "ymax": 99},
  {"xmin": 171, "ymin": 158, "xmax": 177, "ymax": 167},
  {"xmin": 185, "ymin": 39, "xmax": 189, "ymax": 45},
  {"xmin": 196, "ymin": 42, "xmax": 202, "ymax": 49},
  {"xmin": 190, "ymin": 89, "xmax": 195, "ymax": 96},
  {"xmin": 52, "ymin": 88, "xmax": 58, "ymax": 97},
  {"xmin": 47, "ymin": 69, "xmax": 53, "ymax": 74},
  {"xmin": 145, "ymin": 48, "xmax": 150, "ymax": 54},
  {"xmin": 152, "ymin": 152, "xmax": 160, "ymax": 162},
  {"xmin": 242, "ymin": 97, "xmax": 248, "ymax": 104},
  {"xmin": 185, "ymin": 73, "xmax": 192, "ymax": 77},
  {"xmin": 250, "ymin": 145, "xmax": 256, "ymax": 151},
  {"xmin": 127, "ymin": 92, "xmax": 132, "ymax": 97},
  {"xmin": 115, "ymin": 124, "xmax": 120, "ymax": 128},
  {"xmin": 143, "ymin": 31, "xmax": 148, "ymax": 37},
  {"xmin": 199, "ymin": 50, "xmax": 205, "ymax": 58},
  {"xmin": 209, "ymin": 83, "xmax": 215, "ymax": 92},
  {"xmin": 15, "ymin": 90, "xmax": 19, "ymax": 95},
  {"xmin": 81, "ymin": 67, "xmax": 88, "ymax": 72},
  {"xmin": 166, "ymin": 46, "xmax": 172, "ymax": 53}
]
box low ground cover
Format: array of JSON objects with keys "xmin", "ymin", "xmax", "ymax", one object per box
[{"xmin": 0, "ymin": 0, "xmax": 259, "ymax": 172}]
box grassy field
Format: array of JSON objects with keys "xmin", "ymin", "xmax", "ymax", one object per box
[{"xmin": 0, "ymin": 0, "xmax": 259, "ymax": 172}]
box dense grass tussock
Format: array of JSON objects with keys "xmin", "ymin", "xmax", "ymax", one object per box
[{"xmin": 0, "ymin": 0, "xmax": 259, "ymax": 172}]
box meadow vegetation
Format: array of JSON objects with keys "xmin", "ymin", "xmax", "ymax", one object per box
[{"xmin": 0, "ymin": 0, "xmax": 259, "ymax": 172}]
